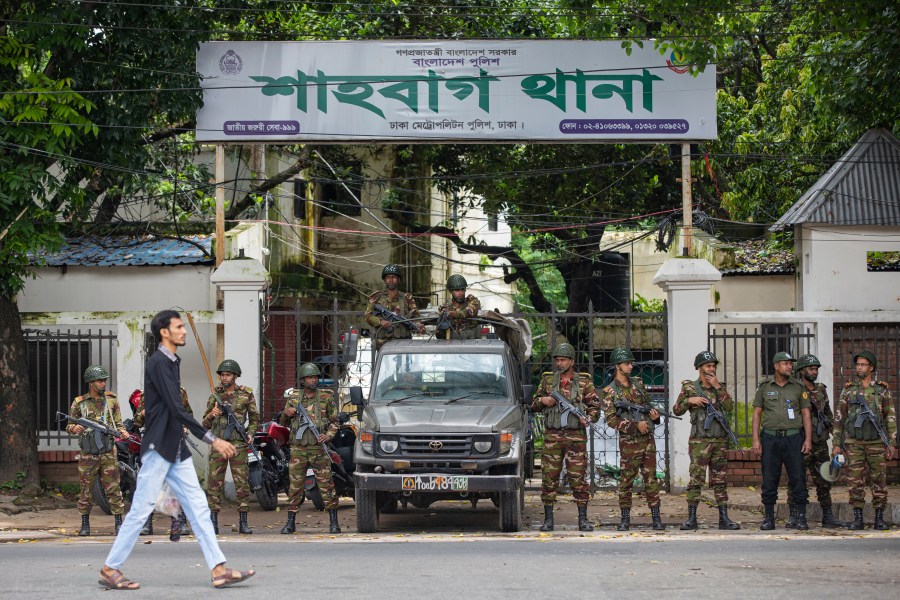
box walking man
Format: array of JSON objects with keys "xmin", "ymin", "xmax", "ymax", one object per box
[
  {"xmin": 751, "ymin": 351, "xmax": 812, "ymax": 530},
  {"xmin": 98, "ymin": 310, "xmax": 254, "ymax": 590}
]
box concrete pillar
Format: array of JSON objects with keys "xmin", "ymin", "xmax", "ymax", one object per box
[{"xmin": 653, "ymin": 258, "xmax": 721, "ymax": 490}]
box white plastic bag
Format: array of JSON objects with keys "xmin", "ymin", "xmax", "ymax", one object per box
[{"xmin": 155, "ymin": 483, "xmax": 181, "ymax": 518}]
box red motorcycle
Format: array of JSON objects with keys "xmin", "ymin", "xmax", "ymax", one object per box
[{"xmin": 249, "ymin": 420, "xmax": 298, "ymax": 510}]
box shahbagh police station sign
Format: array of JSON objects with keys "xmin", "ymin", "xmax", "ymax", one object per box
[{"xmin": 196, "ymin": 40, "xmax": 716, "ymax": 142}]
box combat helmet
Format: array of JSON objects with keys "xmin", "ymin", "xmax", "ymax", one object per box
[
  {"xmin": 552, "ymin": 342, "xmax": 576, "ymax": 359},
  {"xmin": 610, "ymin": 347, "xmax": 635, "ymax": 365},
  {"xmin": 298, "ymin": 362, "xmax": 321, "ymax": 378},
  {"xmin": 694, "ymin": 350, "xmax": 719, "ymax": 369},
  {"xmin": 853, "ymin": 350, "xmax": 877, "ymax": 369},
  {"xmin": 796, "ymin": 354, "xmax": 821, "ymax": 370},
  {"xmin": 83, "ymin": 364, "xmax": 110, "ymax": 384},
  {"xmin": 382, "ymin": 264, "xmax": 402, "ymax": 280},
  {"xmin": 216, "ymin": 359, "xmax": 242, "ymax": 377},
  {"xmin": 446, "ymin": 274, "xmax": 468, "ymax": 291}
]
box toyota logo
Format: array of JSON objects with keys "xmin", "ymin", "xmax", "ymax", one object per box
[{"xmin": 429, "ymin": 440, "xmax": 443, "ymax": 452}]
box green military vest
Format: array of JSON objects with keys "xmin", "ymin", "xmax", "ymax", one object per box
[
  {"xmin": 688, "ymin": 380, "xmax": 728, "ymax": 439},
  {"xmin": 542, "ymin": 372, "xmax": 588, "ymax": 430},
  {"xmin": 845, "ymin": 382, "xmax": 887, "ymax": 442}
]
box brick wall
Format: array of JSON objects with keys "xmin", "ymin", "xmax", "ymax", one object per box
[
  {"xmin": 725, "ymin": 449, "xmax": 900, "ymax": 486},
  {"xmin": 37, "ymin": 451, "xmax": 79, "ymax": 482}
]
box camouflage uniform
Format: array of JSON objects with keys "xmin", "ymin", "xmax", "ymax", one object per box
[
  {"xmin": 834, "ymin": 380, "xmax": 897, "ymax": 510},
  {"xmin": 132, "ymin": 387, "xmax": 191, "ymax": 429},
  {"xmin": 442, "ymin": 294, "xmax": 482, "ymax": 340},
  {"xmin": 202, "ymin": 385, "xmax": 259, "ymax": 512},
  {"xmin": 364, "ymin": 289, "xmax": 420, "ymax": 350},
  {"xmin": 280, "ymin": 387, "xmax": 340, "ymax": 511},
  {"xmin": 531, "ymin": 371, "xmax": 600, "ymax": 506},
  {"xmin": 601, "ymin": 378, "xmax": 661, "ymax": 509},
  {"xmin": 673, "ymin": 379, "xmax": 733, "ymax": 505},
  {"xmin": 66, "ymin": 392, "xmax": 125, "ymax": 516},
  {"xmin": 787, "ymin": 382, "xmax": 837, "ymax": 510}
]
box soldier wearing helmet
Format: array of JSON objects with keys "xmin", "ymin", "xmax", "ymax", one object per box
[
  {"xmin": 673, "ymin": 351, "xmax": 740, "ymax": 531},
  {"xmin": 833, "ymin": 350, "xmax": 897, "ymax": 530},
  {"xmin": 438, "ymin": 274, "xmax": 482, "ymax": 340},
  {"xmin": 66, "ymin": 364, "xmax": 128, "ymax": 537},
  {"xmin": 784, "ymin": 354, "xmax": 848, "ymax": 528},
  {"xmin": 202, "ymin": 359, "xmax": 259, "ymax": 535},
  {"xmin": 279, "ymin": 362, "xmax": 341, "ymax": 534},
  {"xmin": 600, "ymin": 347, "xmax": 664, "ymax": 531},
  {"xmin": 531, "ymin": 342, "xmax": 600, "ymax": 531},
  {"xmin": 364, "ymin": 263, "xmax": 424, "ymax": 350}
]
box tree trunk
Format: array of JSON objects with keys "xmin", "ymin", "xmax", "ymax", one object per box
[{"xmin": 0, "ymin": 295, "xmax": 40, "ymax": 484}]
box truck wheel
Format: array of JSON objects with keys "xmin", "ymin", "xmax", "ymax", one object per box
[
  {"xmin": 356, "ymin": 489, "xmax": 379, "ymax": 533},
  {"xmin": 498, "ymin": 489, "xmax": 520, "ymax": 532}
]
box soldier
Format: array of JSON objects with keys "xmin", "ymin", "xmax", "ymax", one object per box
[
  {"xmin": 833, "ymin": 350, "xmax": 897, "ymax": 530},
  {"xmin": 66, "ymin": 364, "xmax": 129, "ymax": 536},
  {"xmin": 364, "ymin": 263, "xmax": 425, "ymax": 350},
  {"xmin": 531, "ymin": 342, "xmax": 600, "ymax": 531},
  {"xmin": 202, "ymin": 359, "xmax": 259, "ymax": 535},
  {"xmin": 789, "ymin": 354, "xmax": 849, "ymax": 528},
  {"xmin": 438, "ymin": 274, "xmax": 481, "ymax": 340},
  {"xmin": 600, "ymin": 347, "xmax": 664, "ymax": 531},
  {"xmin": 280, "ymin": 363, "xmax": 342, "ymax": 535},
  {"xmin": 751, "ymin": 352, "xmax": 813, "ymax": 530},
  {"xmin": 673, "ymin": 350, "xmax": 740, "ymax": 530}
]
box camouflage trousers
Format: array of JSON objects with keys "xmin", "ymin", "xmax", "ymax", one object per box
[
  {"xmin": 206, "ymin": 441, "xmax": 251, "ymax": 512},
  {"xmin": 540, "ymin": 428, "xmax": 590, "ymax": 506},
  {"xmin": 77, "ymin": 450, "xmax": 123, "ymax": 515},
  {"xmin": 618, "ymin": 433, "xmax": 660, "ymax": 509},
  {"xmin": 787, "ymin": 440, "xmax": 834, "ymax": 508},
  {"xmin": 845, "ymin": 441, "xmax": 888, "ymax": 510},
  {"xmin": 288, "ymin": 445, "xmax": 337, "ymax": 511},
  {"xmin": 685, "ymin": 438, "xmax": 729, "ymax": 505}
]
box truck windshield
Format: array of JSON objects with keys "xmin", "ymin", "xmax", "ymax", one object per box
[{"xmin": 373, "ymin": 352, "xmax": 508, "ymax": 402}]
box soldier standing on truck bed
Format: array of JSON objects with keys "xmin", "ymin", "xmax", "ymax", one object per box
[
  {"xmin": 364, "ymin": 263, "xmax": 424, "ymax": 350},
  {"xmin": 531, "ymin": 343, "xmax": 600, "ymax": 532},
  {"xmin": 439, "ymin": 274, "xmax": 481, "ymax": 340}
]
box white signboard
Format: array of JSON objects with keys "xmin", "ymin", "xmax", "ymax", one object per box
[{"xmin": 196, "ymin": 41, "xmax": 715, "ymax": 142}]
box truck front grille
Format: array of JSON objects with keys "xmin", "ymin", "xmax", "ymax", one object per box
[{"xmin": 399, "ymin": 434, "xmax": 473, "ymax": 457}]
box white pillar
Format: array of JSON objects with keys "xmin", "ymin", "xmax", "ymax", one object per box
[
  {"xmin": 116, "ymin": 317, "xmax": 150, "ymax": 419},
  {"xmin": 653, "ymin": 258, "xmax": 721, "ymax": 491}
]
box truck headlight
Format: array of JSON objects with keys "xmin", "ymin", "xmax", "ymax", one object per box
[
  {"xmin": 378, "ymin": 435, "xmax": 399, "ymax": 454},
  {"xmin": 473, "ymin": 436, "xmax": 493, "ymax": 453},
  {"xmin": 499, "ymin": 430, "xmax": 513, "ymax": 454}
]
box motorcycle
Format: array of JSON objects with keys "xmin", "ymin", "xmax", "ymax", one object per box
[
  {"xmin": 93, "ymin": 418, "xmax": 142, "ymax": 515},
  {"xmin": 305, "ymin": 412, "xmax": 357, "ymax": 511},
  {"xmin": 249, "ymin": 419, "xmax": 298, "ymax": 510}
]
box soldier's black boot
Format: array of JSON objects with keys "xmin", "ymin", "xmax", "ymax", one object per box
[
  {"xmin": 651, "ymin": 505, "xmax": 665, "ymax": 530},
  {"xmin": 238, "ymin": 511, "xmax": 253, "ymax": 534},
  {"xmin": 328, "ymin": 509, "xmax": 341, "ymax": 534},
  {"xmin": 114, "ymin": 514, "xmax": 123, "ymax": 535},
  {"xmin": 760, "ymin": 504, "xmax": 776, "ymax": 530},
  {"xmin": 617, "ymin": 508, "xmax": 631, "ymax": 531},
  {"xmin": 794, "ymin": 505, "xmax": 809, "ymax": 530},
  {"xmin": 849, "ymin": 507, "xmax": 865, "ymax": 530},
  {"xmin": 210, "ymin": 511, "xmax": 219, "ymax": 535},
  {"xmin": 140, "ymin": 514, "xmax": 153, "ymax": 536},
  {"xmin": 577, "ymin": 505, "xmax": 594, "ymax": 532},
  {"xmin": 169, "ymin": 515, "xmax": 182, "ymax": 542},
  {"xmin": 784, "ymin": 504, "xmax": 798, "ymax": 529},
  {"xmin": 78, "ymin": 514, "xmax": 90, "ymax": 537},
  {"xmin": 821, "ymin": 506, "xmax": 849, "ymax": 528},
  {"xmin": 177, "ymin": 510, "xmax": 192, "ymax": 535},
  {"xmin": 540, "ymin": 504, "xmax": 554, "ymax": 532},
  {"xmin": 281, "ymin": 511, "xmax": 296, "ymax": 534},
  {"xmin": 873, "ymin": 508, "xmax": 889, "ymax": 531},
  {"xmin": 680, "ymin": 503, "xmax": 698, "ymax": 530},
  {"xmin": 718, "ymin": 504, "xmax": 741, "ymax": 530}
]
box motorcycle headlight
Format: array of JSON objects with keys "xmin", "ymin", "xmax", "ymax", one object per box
[
  {"xmin": 473, "ymin": 436, "xmax": 493, "ymax": 453},
  {"xmin": 499, "ymin": 430, "xmax": 513, "ymax": 454},
  {"xmin": 378, "ymin": 435, "xmax": 399, "ymax": 454}
]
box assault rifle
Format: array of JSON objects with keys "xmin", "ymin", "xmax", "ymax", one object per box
[
  {"xmin": 613, "ymin": 400, "xmax": 682, "ymax": 422},
  {"xmin": 372, "ymin": 303, "xmax": 418, "ymax": 332},
  {"xmin": 703, "ymin": 401, "xmax": 743, "ymax": 451},
  {"xmin": 550, "ymin": 391, "xmax": 605, "ymax": 436},
  {"xmin": 214, "ymin": 395, "xmax": 263, "ymax": 463},
  {"xmin": 293, "ymin": 398, "xmax": 334, "ymax": 463},
  {"xmin": 851, "ymin": 392, "xmax": 892, "ymax": 448},
  {"xmin": 57, "ymin": 411, "xmax": 139, "ymax": 445},
  {"xmin": 810, "ymin": 400, "xmax": 833, "ymax": 439}
]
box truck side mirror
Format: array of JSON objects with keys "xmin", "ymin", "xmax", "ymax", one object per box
[
  {"xmin": 350, "ymin": 386, "xmax": 365, "ymax": 406},
  {"xmin": 522, "ymin": 384, "xmax": 533, "ymax": 405}
]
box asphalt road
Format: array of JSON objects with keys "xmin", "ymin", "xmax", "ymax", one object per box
[{"xmin": 4, "ymin": 534, "xmax": 898, "ymax": 599}]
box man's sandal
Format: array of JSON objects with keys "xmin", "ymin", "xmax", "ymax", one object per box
[
  {"xmin": 98, "ymin": 569, "xmax": 140, "ymax": 590},
  {"xmin": 211, "ymin": 568, "xmax": 255, "ymax": 589}
]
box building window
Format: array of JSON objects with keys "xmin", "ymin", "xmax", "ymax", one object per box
[
  {"xmin": 293, "ymin": 179, "xmax": 307, "ymax": 220},
  {"xmin": 487, "ymin": 212, "xmax": 498, "ymax": 232},
  {"xmin": 320, "ymin": 162, "xmax": 362, "ymax": 217}
]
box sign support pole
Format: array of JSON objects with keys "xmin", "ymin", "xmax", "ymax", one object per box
[{"xmin": 681, "ymin": 142, "xmax": 692, "ymax": 256}]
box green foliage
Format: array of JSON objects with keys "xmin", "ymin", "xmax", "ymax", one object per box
[
  {"xmin": 631, "ymin": 293, "xmax": 664, "ymax": 313},
  {"xmin": 0, "ymin": 471, "xmax": 27, "ymax": 491}
]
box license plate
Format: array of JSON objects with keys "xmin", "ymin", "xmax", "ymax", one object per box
[
  {"xmin": 247, "ymin": 452, "xmax": 259, "ymax": 463},
  {"xmin": 401, "ymin": 476, "xmax": 468, "ymax": 492}
]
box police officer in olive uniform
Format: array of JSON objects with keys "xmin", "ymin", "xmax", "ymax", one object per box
[
  {"xmin": 531, "ymin": 343, "xmax": 600, "ymax": 531},
  {"xmin": 751, "ymin": 351, "xmax": 813, "ymax": 530},
  {"xmin": 66, "ymin": 365, "xmax": 129, "ymax": 536},
  {"xmin": 789, "ymin": 354, "xmax": 849, "ymax": 528},
  {"xmin": 280, "ymin": 363, "xmax": 342, "ymax": 535},
  {"xmin": 438, "ymin": 274, "xmax": 481, "ymax": 340},
  {"xmin": 364, "ymin": 264, "xmax": 424, "ymax": 350},
  {"xmin": 600, "ymin": 348, "xmax": 664, "ymax": 531},
  {"xmin": 833, "ymin": 350, "xmax": 897, "ymax": 530},
  {"xmin": 673, "ymin": 350, "xmax": 740, "ymax": 530},
  {"xmin": 202, "ymin": 359, "xmax": 259, "ymax": 535}
]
